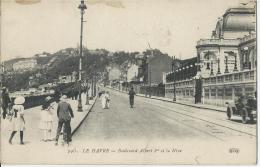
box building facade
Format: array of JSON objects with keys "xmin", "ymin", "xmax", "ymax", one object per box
[
  {"xmin": 13, "ymin": 59, "xmax": 37, "ymax": 71},
  {"xmin": 127, "ymin": 64, "xmax": 139, "ymax": 82},
  {"xmin": 165, "ymin": 6, "xmax": 256, "ymax": 106}
]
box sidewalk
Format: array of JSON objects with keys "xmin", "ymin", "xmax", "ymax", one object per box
[{"xmin": 108, "ymin": 87, "xmax": 226, "ymax": 112}]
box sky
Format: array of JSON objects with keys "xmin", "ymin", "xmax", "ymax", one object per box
[{"xmin": 1, "ymin": 0, "xmax": 249, "ymax": 61}]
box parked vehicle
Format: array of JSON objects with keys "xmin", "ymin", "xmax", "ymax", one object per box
[{"xmin": 226, "ymin": 95, "xmax": 257, "ymax": 124}]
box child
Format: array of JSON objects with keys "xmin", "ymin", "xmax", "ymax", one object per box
[
  {"xmin": 9, "ymin": 96, "xmax": 26, "ymax": 145},
  {"xmin": 39, "ymin": 96, "xmax": 54, "ymax": 142}
]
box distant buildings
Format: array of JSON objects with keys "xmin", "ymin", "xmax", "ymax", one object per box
[
  {"xmin": 146, "ymin": 54, "xmax": 172, "ymax": 85},
  {"xmin": 127, "ymin": 64, "xmax": 139, "ymax": 82},
  {"xmin": 13, "ymin": 59, "xmax": 37, "ymax": 71},
  {"xmin": 108, "ymin": 66, "xmax": 121, "ymax": 81}
]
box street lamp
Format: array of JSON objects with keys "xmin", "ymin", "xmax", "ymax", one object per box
[
  {"xmin": 243, "ymin": 47, "xmax": 249, "ymax": 70},
  {"xmin": 172, "ymin": 56, "xmax": 176, "ymax": 102},
  {"xmin": 233, "ymin": 55, "xmax": 238, "ymax": 72},
  {"xmin": 85, "ymin": 80, "xmax": 89, "ymax": 105},
  {"xmin": 210, "ymin": 58, "xmax": 214, "ymax": 76},
  {"xmin": 217, "ymin": 58, "xmax": 221, "ymax": 75},
  {"xmin": 224, "ymin": 55, "xmax": 229, "ymax": 74},
  {"xmin": 77, "ymin": 0, "xmax": 87, "ymax": 112},
  {"xmin": 147, "ymin": 45, "xmax": 153, "ymax": 98}
]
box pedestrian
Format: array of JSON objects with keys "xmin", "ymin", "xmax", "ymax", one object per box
[
  {"xmin": 105, "ymin": 91, "xmax": 110, "ymax": 109},
  {"xmin": 128, "ymin": 87, "xmax": 136, "ymax": 108},
  {"xmin": 8, "ymin": 96, "xmax": 26, "ymax": 145},
  {"xmin": 39, "ymin": 96, "xmax": 54, "ymax": 142},
  {"xmin": 53, "ymin": 90, "xmax": 61, "ymax": 103},
  {"xmin": 1, "ymin": 87, "xmax": 12, "ymax": 119},
  {"xmin": 75, "ymin": 90, "xmax": 79, "ymax": 100},
  {"xmin": 55, "ymin": 95, "xmax": 74, "ymax": 146},
  {"xmin": 98, "ymin": 91, "xmax": 103, "ymax": 98},
  {"xmin": 101, "ymin": 91, "xmax": 110, "ymax": 109}
]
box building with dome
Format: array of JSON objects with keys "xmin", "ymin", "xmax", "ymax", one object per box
[
  {"xmin": 197, "ymin": 7, "xmax": 255, "ymax": 78},
  {"xmin": 165, "ymin": 6, "xmax": 256, "ymax": 106}
]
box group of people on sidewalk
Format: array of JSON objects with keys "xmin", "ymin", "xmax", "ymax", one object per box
[
  {"xmin": 38, "ymin": 95, "xmax": 75, "ymax": 146},
  {"xmin": 2, "ymin": 86, "xmax": 136, "ymax": 146},
  {"xmin": 1, "ymin": 86, "xmax": 75, "ymax": 146}
]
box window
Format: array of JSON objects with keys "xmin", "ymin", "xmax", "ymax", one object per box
[
  {"xmin": 211, "ymin": 88, "xmax": 216, "ymax": 98},
  {"xmin": 217, "ymin": 88, "xmax": 224, "ymax": 98},
  {"xmin": 234, "ymin": 74, "xmax": 239, "ymax": 81},
  {"xmin": 250, "ymin": 71, "xmax": 254, "ymax": 80},
  {"xmin": 217, "ymin": 76, "xmax": 223, "ymax": 83},
  {"xmin": 245, "ymin": 86, "xmax": 254, "ymax": 96},
  {"xmin": 225, "ymin": 87, "xmax": 232, "ymax": 100},
  {"xmin": 210, "ymin": 77, "xmax": 216, "ymax": 84},
  {"xmin": 204, "ymin": 88, "xmax": 209, "ymax": 98},
  {"xmin": 234, "ymin": 87, "xmax": 243, "ymax": 97},
  {"xmin": 244, "ymin": 72, "xmax": 250, "ymax": 80}
]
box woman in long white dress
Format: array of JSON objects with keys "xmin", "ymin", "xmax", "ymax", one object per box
[
  {"xmin": 101, "ymin": 91, "xmax": 110, "ymax": 109},
  {"xmin": 39, "ymin": 96, "xmax": 54, "ymax": 142}
]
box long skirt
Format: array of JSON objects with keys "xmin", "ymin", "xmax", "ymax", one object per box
[
  {"xmin": 130, "ymin": 97, "xmax": 134, "ymax": 106},
  {"xmin": 101, "ymin": 98, "xmax": 106, "ymax": 109}
]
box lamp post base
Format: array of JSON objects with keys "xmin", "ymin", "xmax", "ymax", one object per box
[
  {"xmin": 78, "ymin": 99, "xmax": 83, "ymax": 112},
  {"xmin": 173, "ymin": 98, "xmax": 176, "ymax": 102},
  {"xmin": 86, "ymin": 97, "xmax": 89, "ymax": 105}
]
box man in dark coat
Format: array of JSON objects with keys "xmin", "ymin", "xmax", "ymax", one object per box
[
  {"xmin": 55, "ymin": 95, "xmax": 74, "ymax": 146},
  {"xmin": 128, "ymin": 87, "xmax": 136, "ymax": 108},
  {"xmin": 1, "ymin": 87, "xmax": 11, "ymax": 119}
]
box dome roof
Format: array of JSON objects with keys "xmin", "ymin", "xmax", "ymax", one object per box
[{"xmin": 222, "ymin": 7, "xmax": 255, "ymax": 31}]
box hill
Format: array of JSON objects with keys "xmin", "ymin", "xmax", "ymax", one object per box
[{"xmin": 3, "ymin": 48, "xmax": 172, "ymax": 91}]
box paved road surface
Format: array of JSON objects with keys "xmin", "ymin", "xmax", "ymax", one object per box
[{"xmin": 73, "ymin": 88, "xmax": 256, "ymax": 144}]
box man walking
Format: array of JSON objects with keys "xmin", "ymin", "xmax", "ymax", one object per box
[
  {"xmin": 1, "ymin": 87, "xmax": 11, "ymax": 119},
  {"xmin": 55, "ymin": 95, "xmax": 74, "ymax": 146},
  {"xmin": 128, "ymin": 87, "xmax": 136, "ymax": 108}
]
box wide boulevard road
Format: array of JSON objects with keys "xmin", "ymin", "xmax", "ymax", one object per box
[{"xmin": 73, "ymin": 88, "xmax": 256, "ymax": 145}]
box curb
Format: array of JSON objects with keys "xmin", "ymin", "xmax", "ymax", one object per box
[
  {"xmin": 107, "ymin": 87, "xmax": 225, "ymax": 113},
  {"xmin": 146, "ymin": 96, "xmax": 225, "ymax": 112},
  {"xmin": 72, "ymin": 96, "xmax": 98, "ymax": 136}
]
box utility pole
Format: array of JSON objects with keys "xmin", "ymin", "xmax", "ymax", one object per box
[
  {"xmin": 91, "ymin": 75, "xmax": 94, "ymax": 99},
  {"xmin": 94, "ymin": 64, "xmax": 97, "ymax": 97},
  {"xmin": 148, "ymin": 43, "xmax": 153, "ymax": 98},
  {"xmin": 77, "ymin": 0, "xmax": 87, "ymax": 112},
  {"xmin": 172, "ymin": 56, "xmax": 176, "ymax": 102}
]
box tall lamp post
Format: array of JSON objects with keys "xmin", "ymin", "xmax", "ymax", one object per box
[
  {"xmin": 243, "ymin": 47, "xmax": 249, "ymax": 70},
  {"xmin": 224, "ymin": 55, "xmax": 229, "ymax": 74},
  {"xmin": 0, "ymin": 63, "xmax": 5, "ymax": 88},
  {"xmin": 148, "ymin": 44, "xmax": 153, "ymax": 98},
  {"xmin": 217, "ymin": 58, "xmax": 221, "ymax": 75},
  {"xmin": 77, "ymin": 0, "xmax": 87, "ymax": 112},
  {"xmin": 210, "ymin": 58, "xmax": 214, "ymax": 76},
  {"xmin": 172, "ymin": 56, "xmax": 176, "ymax": 102}
]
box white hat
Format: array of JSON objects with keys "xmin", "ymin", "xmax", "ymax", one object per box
[
  {"xmin": 60, "ymin": 95, "xmax": 68, "ymax": 101},
  {"xmin": 14, "ymin": 96, "xmax": 25, "ymax": 105},
  {"xmin": 45, "ymin": 96, "xmax": 52, "ymax": 102}
]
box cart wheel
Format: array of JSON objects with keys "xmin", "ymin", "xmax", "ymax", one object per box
[
  {"xmin": 227, "ymin": 107, "xmax": 231, "ymax": 120},
  {"xmin": 241, "ymin": 109, "xmax": 248, "ymax": 124}
]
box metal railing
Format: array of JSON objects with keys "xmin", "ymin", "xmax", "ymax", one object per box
[{"xmin": 197, "ymin": 38, "xmax": 240, "ymax": 46}]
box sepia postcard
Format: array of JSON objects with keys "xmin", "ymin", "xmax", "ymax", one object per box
[{"xmin": 0, "ymin": 0, "xmax": 257, "ymax": 165}]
